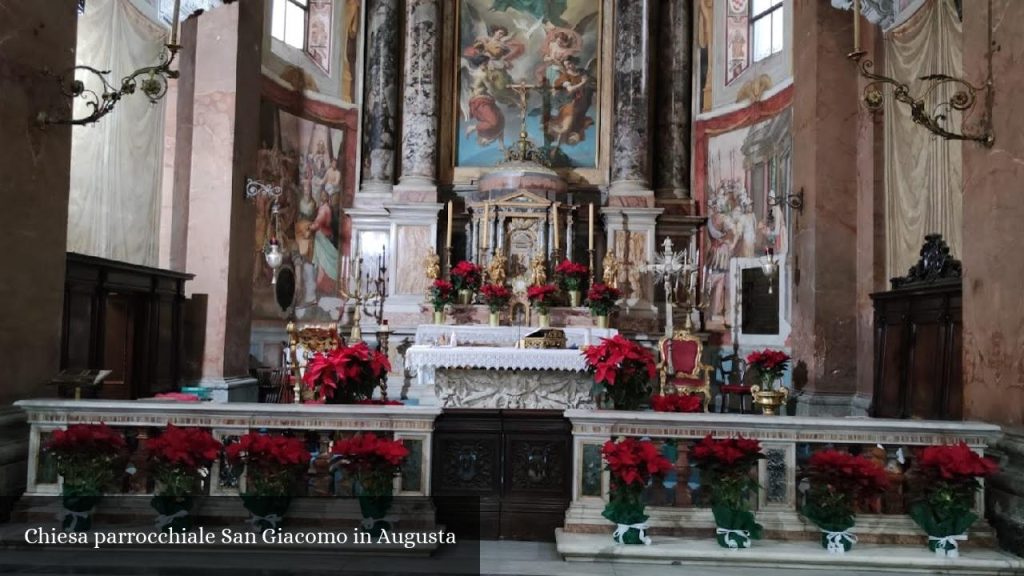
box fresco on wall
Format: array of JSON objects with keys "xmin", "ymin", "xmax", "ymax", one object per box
[
  {"xmin": 695, "ymin": 94, "xmax": 793, "ymax": 329},
  {"xmin": 725, "ymin": 0, "xmax": 749, "ymax": 84},
  {"xmin": 456, "ymin": 0, "xmax": 601, "ymax": 168},
  {"xmin": 306, "ymin": 0, "xmax": 333, "ymax": 74},
  {"xmin": 253, "ymin": 106, "xmax": 347, "ymax": 322},
  {"xmin": 696, "ymin": 0, "xmax": 714, "ymax": 112}
]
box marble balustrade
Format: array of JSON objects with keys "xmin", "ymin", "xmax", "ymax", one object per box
[
  {"xmin": 563, "ymin": 410, "xmax": 1004, "ymax": 544},
  {"xmin": 15, "ymin": 399, "xmax": 440, "ymax": 499}
]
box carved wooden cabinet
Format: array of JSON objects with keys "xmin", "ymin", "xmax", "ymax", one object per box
[
  {"xmin": 871, "ymin": 235, "xmax": 962, "ymax": 420},
  {"xmin": 432, "ymin": 409, "xmax": 571, "ymax": 541},
  {"xmin": 61, "ymin": 253, "xmax": 193, "ymax": 399}
]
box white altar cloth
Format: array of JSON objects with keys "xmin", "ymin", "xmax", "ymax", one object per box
[
  {"xmin": 404, "ymin": 345, "xmax": 590, "ymax": 373},
  {"xmin": 413, "ymin": 324, "xmax": 617, "ymax": 348}
]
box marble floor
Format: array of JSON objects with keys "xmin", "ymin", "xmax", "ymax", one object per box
[{"xmin": 0, "ymin": 540, "xmax": 920, "ymax": 575}]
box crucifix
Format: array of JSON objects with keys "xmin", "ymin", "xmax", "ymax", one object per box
[{"xmin": 644, "ymin": 237, "xmax": 699, "ymax": 336}]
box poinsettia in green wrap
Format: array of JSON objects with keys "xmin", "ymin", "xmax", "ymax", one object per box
[
  {"xmin": 601, "ymin": 438, "xmax": 673, "ymax": 545},
  {"xmin": 332, "ymin": 433, "xmax": 409, "ymax": 537},
  {"xmin": 45, "ymin": 423, "xmax": 127, "ymax": 532},
  {"xmin": 145, "ymin": 425, "xmax": 222, "ymax": 532},
  {"xmin": 909, "ymin": 442, "xmax": 998, "ymax": 557},
  {"xmin": 690, "ymin": 434, "xmax": 765, "ymax": 549},
  {"xmin": 801, "ymin": 450, "xmax": 889, "ymax": 553},
  {"xmin": 225, "ymin": 432, "xmax": 311, "ymax": 531}
]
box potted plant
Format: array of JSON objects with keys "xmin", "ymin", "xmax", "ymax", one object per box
[
  {"xmin": 585, "ymin": 282, "xmax": 621, "ymax": 329},
  {"xmin": 650, "ymin": 393, "xmax": 703, "ymax": 413},
  {"xmin": 45, "ymin": 423, "xmax": 126, "ymax": 532},
  {"xmin": 802, "ymin": 450, "xmax": 890, "ymax": 553},
  {"xmin": 745, "ymin": 349, "xmax": 791, "ymax": 415},
  {"xmin": 331, "ymin": 432, "xmax": 409, "ymax": 536},
  {"xmin": 302, "ymin": 341, "xmax": 391, "ymax": 404},
  {"xmin": 909, "ymin": 442, "xmax": 999, "ymax": 557},
  {"xmin": 145, "ymin": 424, "xmax": 222, "ymax": 532},
  {"xmin": 429, "ymin": 279, "xmax": 454, "ymax": 324},
  {"xmin": 225, "ymin": 432, "xmax": 311, "ymax": 531},
  {"xmin": 555, "ymin": 260, "xmax": 589, "ymax": 307},
  {"xmin": 691, "ymin": 434, "xmax": 765, "ymax": 549},
  {"xmin": 450, "ymin": 261, "xmax": 483, "ymax": 305},
  {"xmin": 582, "ymin": 335, "xmax": 656, "ymax": 410},
  {"xmin": 480, "ymin": 283, "xmax": 512, "ymax": 326},
  {"xmin": 527, "ymin": 283, "xmax": 558, "ymax": 327},
  {"xmin": 601, "ymin": 437, "xmax": 673, "ymax": 545}
]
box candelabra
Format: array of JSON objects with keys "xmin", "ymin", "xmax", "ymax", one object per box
[{"xmin": 339, "ymin": 250, "xmax": 388, "ymax": 342}]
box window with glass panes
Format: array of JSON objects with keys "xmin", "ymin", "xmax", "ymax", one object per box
[
  {"xmin": 751, "ymin": 0, "xmax": 783, "ymax": 62},
  {"xmin": 272, "ymin": 0, "xmax": 308, "ymax": 50}
]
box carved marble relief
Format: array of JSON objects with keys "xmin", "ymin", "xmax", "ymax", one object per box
[{"xmin": 435, "ymin": 369, "xmax": 595, "ymax": 410}]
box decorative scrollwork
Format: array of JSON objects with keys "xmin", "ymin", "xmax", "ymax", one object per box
[
  {"xmin": 890, "ymin": 234, "xmax": 962, "ymax": 289},
  {"xmin": 38, "ymin": 44, "xmax": 181, "ymax": 127},
  {"xmin": 245, "ymin": 177, "xmax": 283, "ymax": 200}
]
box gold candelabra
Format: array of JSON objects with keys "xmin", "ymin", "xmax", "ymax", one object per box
[{"xmin": 339, "ymin": 251, "xmax": 388, "ymax": 342}]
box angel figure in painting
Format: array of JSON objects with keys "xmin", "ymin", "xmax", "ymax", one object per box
[
  {"xmin": 546, "ymin": 56, "xmax": 595, "ymax": 146},
  {"xmin": 463, "ymin": 25, "xmax": 525, "ymax": 107},
  {"xmin": 465, "ymin": 76, "xmax": 506, "ymax": 148}
]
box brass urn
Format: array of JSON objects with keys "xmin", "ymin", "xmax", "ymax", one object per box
[{"xmin": 750, "ymin": 384, "xmax": 789, "ymax": 416}]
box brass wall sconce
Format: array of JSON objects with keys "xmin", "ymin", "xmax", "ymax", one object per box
[{"xmin": 847, "ymin": 0, "xmax": 995, "ymax": 147}]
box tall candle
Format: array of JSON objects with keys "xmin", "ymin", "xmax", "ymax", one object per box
[
  {"xmin": 588, "ymin": 203, "xmax": 595, "ymax": 251},
  {"xmin": 482, "ymin": 204, "xmax": 489, "ymax": 249},
  {"xmin": 446, "ymin": 201, "xmax": 453, "ymax": 248},
  {"xmin": 853, "ymin": 0, "xmax": 861, "ymax": 53},
  {"xmin": 552, "ymin": 205, "xmax": 560, "ymax": 250},
  {"xmin": 170, "ymin": 0, "xmax": 181, "ymax": 45}
]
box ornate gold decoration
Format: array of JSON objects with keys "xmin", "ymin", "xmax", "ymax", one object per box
[
  {"xmin": 487, "ymin": 252, "xmax": 508, "ymax": 286},
  {"xmin": 286, "ymin": 322, "xmax": 341, "ymax": 404},
  {"xmin": 424, "ymin": 248, "xmax": 441, "ymax": 281},
  {"xmin": 522, "ymin": 328, "xmax": 567, "ymax": 350},
  {"xmin": 657, "ymin": 328, "xmax": 711, "ymax": 412},
  {"xmin": 848, "ymin": 0, "xmax": 994, "ymax": 147},
  {"xmin": 602, "ymin": 250, "xmax": 620, "ymax": 289},
  {"xmin": 530, "ymin": 253, "xmax": 548, "ymax": 287},
  {"xmin": 750, "ymin": 385, "xmax": 789, "ymax": 416}
]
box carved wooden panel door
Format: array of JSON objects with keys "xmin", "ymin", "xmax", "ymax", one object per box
[{"xmin": 432, "ymin": 409, "xmax": 571, "ymax": 541}]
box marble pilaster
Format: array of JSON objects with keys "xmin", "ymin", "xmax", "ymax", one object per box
[
  {"xmin": 383, "ymin": 203, "xmax": 443, "ymax": 311},
  {"xmin": 601, "ymin": 207, "xmax": 662, "ymax": 315},
  {"xmin": 395, "ymin": 0, "xmax": 441, "ymax": 201},
  {"xmin": 359, "ymin": 0, "xmax": 400, "ymax": 198},
  {"xmin": 654, "ymin": 0, "xmax": 692, "ymax": 201},
  {"xmin": 609, "ymin": 0, "xmax": 654, "ymax": 195}
]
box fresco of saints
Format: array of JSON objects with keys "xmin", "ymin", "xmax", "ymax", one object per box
[
  {"xmin": 465, "ymin": 76, "xmax": 506, "ymax": 147},
  {"xmin": 310, "ymin": 190, "xmax": 339, "ymax": 296},
  {"xmin": 463, "ymin": 25, "xmax": 525, "ymax": 107},
  {"xmin": 545, "ymin": 56, "xmax": 594, "ymax": 145}
]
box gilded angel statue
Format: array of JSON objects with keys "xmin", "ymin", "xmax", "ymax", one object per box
[{"xmin": 424, "ymin": 249, "xmax": 441, "ymax": 281}]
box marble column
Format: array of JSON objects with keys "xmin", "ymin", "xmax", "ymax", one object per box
[
  {"xmin": 654, "ymin": 0, "xmax": 692, "ymax": 201},
  {"xmin": 359, "ymin": 0, "xmax": 400, "ymax": 197},
  {"xmin": 181, "ymin": 2, "xmax": 262, "ymax": 402},
  {"xmin": 609, "ymin": 0, "xmax": 654, "ymax": 195},
  {"xmin": 395, "ymin": 0, "xmax": 441, "ymax": 201}
]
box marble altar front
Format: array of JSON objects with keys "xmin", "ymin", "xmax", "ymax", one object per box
[
  {"xmin": 413, "ymin": 324, "xmax": 617, "ymax": 348},
  {"xmin": 404, "ymin": 345, "xmax": 595, "ymax": 410}
]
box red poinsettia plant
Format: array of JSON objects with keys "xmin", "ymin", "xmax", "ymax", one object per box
[
  {"xmin": 450, "ymin": 261, "xmax": 483, "ymax": 292},
  {"xmin": 650, "ymin": 393, "xmax": 703, "ymax": 413},
  {"xmin": 303, "ymin": 341, "xmax": 391, "ymax": 404},
  {"xmin": 225, "ymin": 433, "xmax": 311, "ymax": 496},
  {"xmin": 691, "ymin": 434, "xmax": 765, "ymax": 548},
  {"xmin": 146, "ymin": 424, "xmax": 223, "ymax": 499},
  {"xmin": 331, "ymin": 432, "xmax": 410, "ymax": 496},
  {"xmin": 555, "ymin": 259, "xmax": 589, "ymax": 291},
  {"xmin": 582, "ymin": 335, "xmax": 656, "ymax": 410},
  {"xmin": 46, "ymin": 424, "xmax": 127, "ymax": 495},
  {"xmin": 601, "ymin": 437, "xmax": 674, "ymax": 545},
  {"xmin": 527, "ymin": 283, "xmax": 558, "ymax": 314},
  {"xmin": 802, "ymin": 450, "xmax": 889, "ymax": 550},
  {"xmin": 909, "ymin": 442, "xmax": 999, "ymax": 555},
  {"xmin": 429, "ymin": 279, "xmax": 454, "ymax": 312},
  {"xmin": 585, "ymin": 282, "xmax": 621, "ymax": 317},
  {"xmin": 745, "ymin": 349, "xmax": 791, "ymax": 389},
  {"xmin": 480, "ymin": 283, "xmax": 512, "ymax": 313}
]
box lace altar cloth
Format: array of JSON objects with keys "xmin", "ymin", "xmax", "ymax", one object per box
[
  {"xmin": 404, "ymin": 345, "xmax": 590, "ymax": 373},
  {"xmin": 413, "ymin": 325, "xmax": 617, "ymax": 348}
]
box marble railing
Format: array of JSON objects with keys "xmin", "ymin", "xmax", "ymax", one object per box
[
  {"xmin": 564, "ymin": 410, "xmax": 1004, "ymax": 543},
  {"xmin": 15, "ymin": 399, "xmax": 441, "ymax": 499}
]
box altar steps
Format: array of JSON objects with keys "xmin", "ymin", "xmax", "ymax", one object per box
[{"xmin": 555, "ymin": 529, "xmax": 1024, "ymax": 575}]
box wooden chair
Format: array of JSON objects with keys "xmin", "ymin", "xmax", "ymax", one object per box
[
  {"xmin": 658, "ymin": 329, "xmax": 712, "ymax": 412},
  {"xmin": 716, "ymin": 349, "xmax": 753, "ymax": 414},
  {"xmin": 286, "ymin": 322, "xmax": 342, "ymax": 403}
]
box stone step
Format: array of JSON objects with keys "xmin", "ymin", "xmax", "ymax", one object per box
[{"xmin": 555, "ymin": 529, "xmax": 1024, "ymax": 575}]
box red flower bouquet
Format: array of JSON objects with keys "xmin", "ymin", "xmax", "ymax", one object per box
[
  {"xmin": 429, "ymin": 279, "xmax": 455, "ymax": 312},
  {"xmin": 650, "ymin": 394, "xmax": 703, "ymax": 413},
  {"xmin": 480, "ymin": 283, "xmax": 512, "ymax": 313},
  {"xmin": 745, "ymin": 349, "xmax": 790, "ymax": 389},
  {"xmin": 690, "ymin": 434, "xmax": 765, "ymax": 548},
  {"xmin": 451, "ymin": 260, "xmax": 483, "ymax": 292},
  {"xmin": 582, "ymin": 335, "xmax": 656, "ymax": 410},
  {"xmin": 910, "ymin": 442, "xmax": 999, "ymax": 556},
  {"xmin": 332, "ymin": 433, "xmax": 410, "ymax": 534},
  {"xmin": 302, "ymin": 341, "xmax": 391, "ymax": 404},
  {"xmin": 45, "ymin": 424, "xmax": 126, "ymax": 531},
  {"xmin": 802, "ymin": 450, "xmax": 889, "ymax": 552},
  {"xmin": 226, "ymin": 432, "xmax": 311, "ymax": 530},
  {"xmin": 602, "ymin": 438, "xmax": 673, "ymax": 545},
  {"xmin": 555, "ymin": 259, "xmax": 589, "ymax": 291},
  {"xmin": 527, "ymin": 283, "xmax": 558, "ymax": 314},
  {"xmin": 145, "ymin": 424, "xmax": 222, "ymax": 531},
  {"xmin": 585, "ymin": 282, "xmax": 621, "ymax": 317}
]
